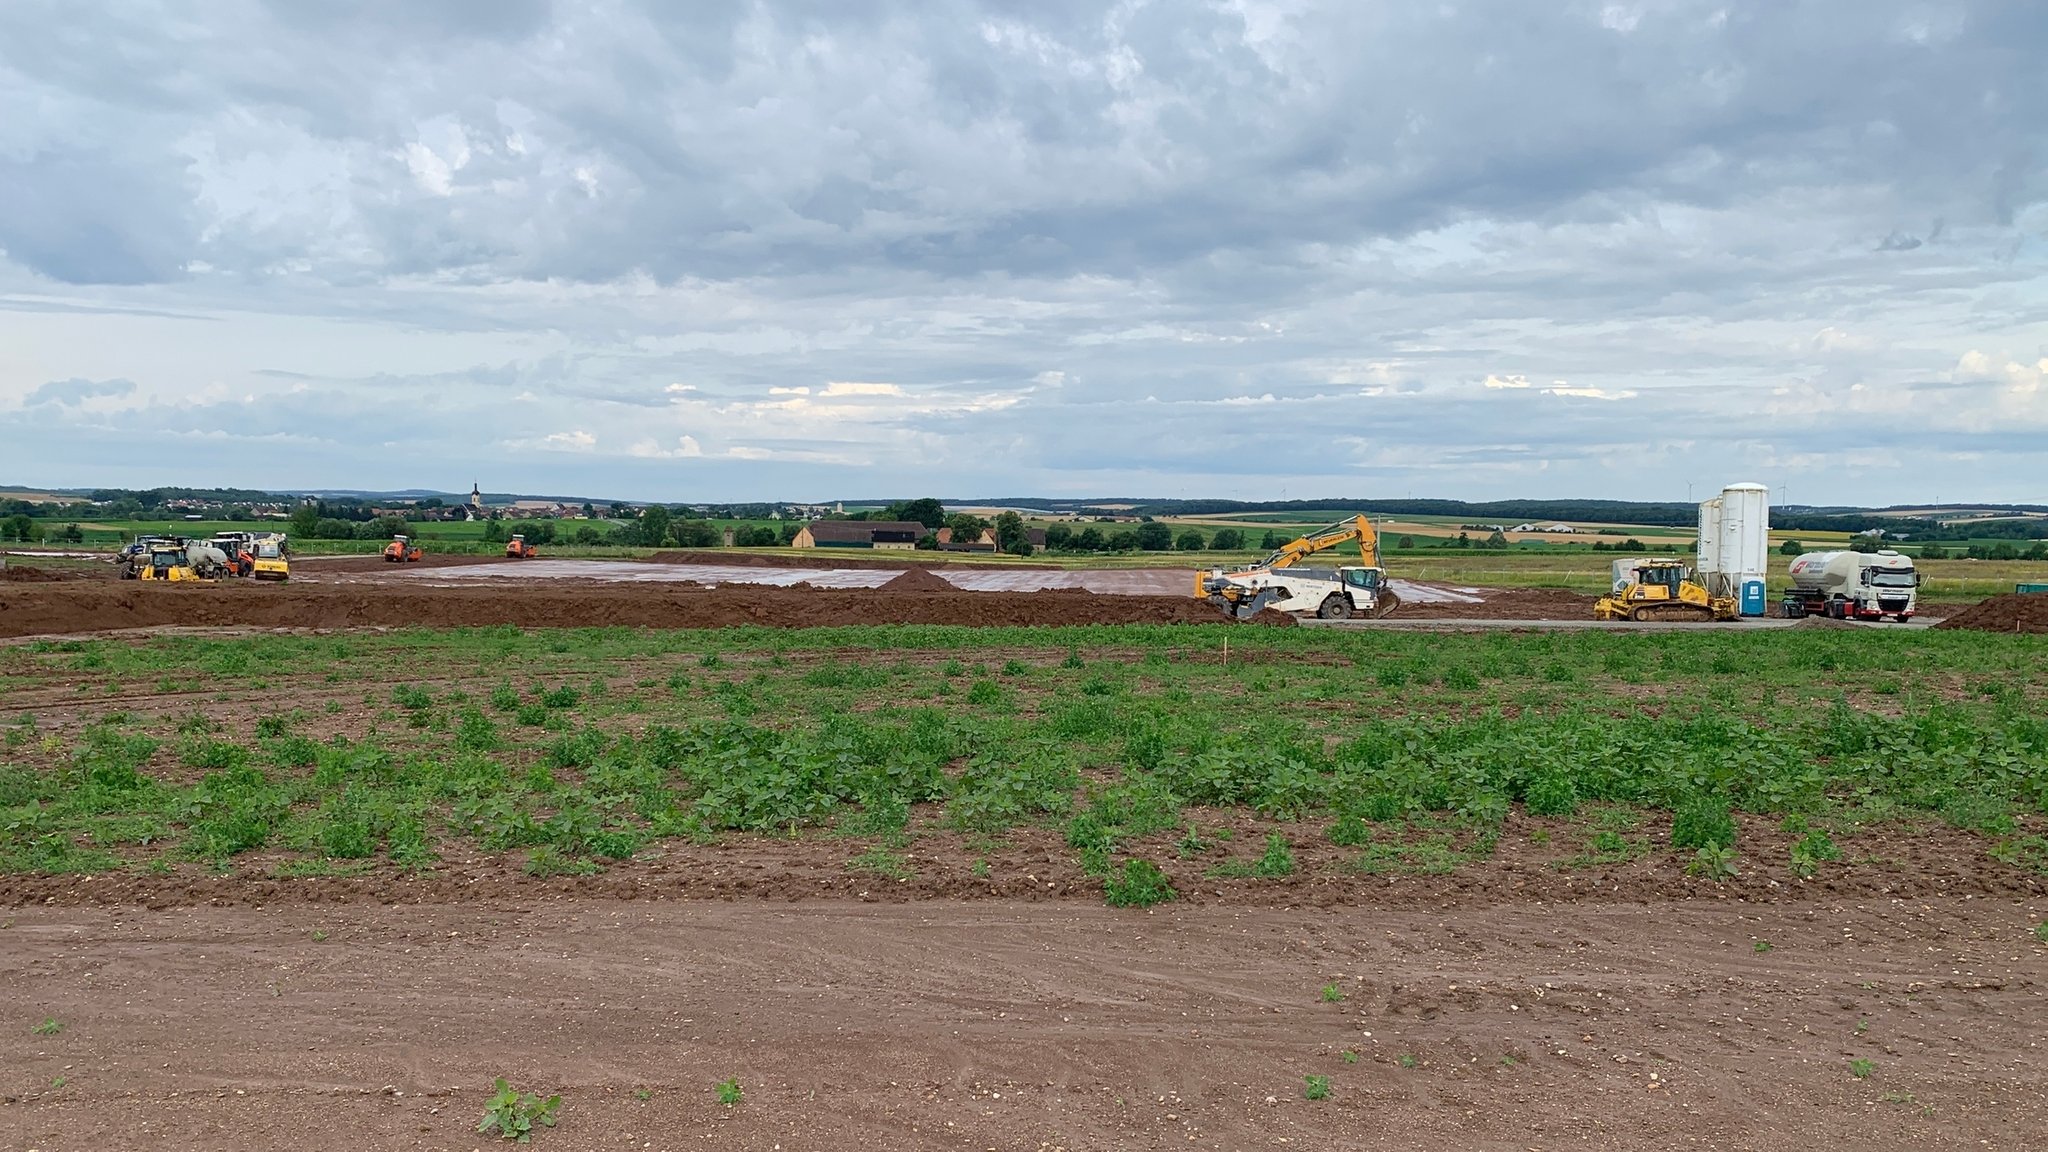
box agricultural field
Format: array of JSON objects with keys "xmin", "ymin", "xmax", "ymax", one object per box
[
  {"xmin": 4, "ymin": 609, "xmax": 2047, "ymax": 1147},
  {"xmin": 4, "ymin": 625, "xmax": 2047, "ymax": 888}
]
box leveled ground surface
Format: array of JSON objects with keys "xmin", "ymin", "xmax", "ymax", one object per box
[
  {"xmin": 4, "ymin": 898, "xmax": 2045, "ymax": 1151},
  {"xmin": 2, "ymin": 623, "xmax": 2045, "ymax": 1148}
]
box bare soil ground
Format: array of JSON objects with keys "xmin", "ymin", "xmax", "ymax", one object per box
[
  {"xmin": 0, "ymin": 554, "xmax": 1602, "ymax": 640},
  {"xmin": 3, "ymin": 898, "xmax": 2042, "ymax": 1151},
  {"xmin": 0, "ymin": 582, "xmax": 1283, "ymax": 638}
]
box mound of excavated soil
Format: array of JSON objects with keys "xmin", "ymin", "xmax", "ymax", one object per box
[
  {"xmin": 0, "ymin": 564, "xmax": 95, "ymax": 582},
  {"xmin": 0, "ymin": 582, "xmax": 1283, "ymax": 638},
  {"xmin": 880, "ymin": 568, "xmax": 957, "ymax": 593},
  {"xmin": 1934, "ymin": 592, "xmax": 2048, "ymax": 634}
]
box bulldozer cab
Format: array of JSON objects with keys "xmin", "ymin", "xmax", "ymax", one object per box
[{"xmin": 1632, "ymin": 563, "xmax": 1687, "ymax": 599}]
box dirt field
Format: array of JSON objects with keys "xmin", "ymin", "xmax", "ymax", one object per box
[
  {"xmin": 3, "ymin": 561, "xmax": 2044, "ymax": 1148},
  {"xmin": 0, "ymin": 554, "xmax": 1602, "ymax": 639},
  {"xmin": 4, "ymin": 897, "xmax": 2044, "ymax": 1152}
]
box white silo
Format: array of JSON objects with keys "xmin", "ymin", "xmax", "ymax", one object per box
[
  {"xmin": 1716, "ymin": 482, "xmax": 1770, "ymax": 615},
  {"xmin": 1696, "ymin": 496, "xmax": 1723, "ymax": 579}
]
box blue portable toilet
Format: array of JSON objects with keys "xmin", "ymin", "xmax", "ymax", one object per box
[{"xmin": 1739, "ymin": 579, "xmax": 1766, "ymax": 617}]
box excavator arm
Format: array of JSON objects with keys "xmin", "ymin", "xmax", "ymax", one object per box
[{"xmin": 1255, "ymin": 515, "xmax": 1382, "ymax": 570}]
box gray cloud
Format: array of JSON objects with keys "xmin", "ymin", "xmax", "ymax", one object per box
[
  {"xmin": 21, "ymin": 377, "xmax": 137, "ymax": 407},
  {"xmin": 0, "ymin": 1, "xmax": 2043, "ymax": 500}
]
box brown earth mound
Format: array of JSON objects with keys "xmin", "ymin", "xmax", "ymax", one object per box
[
  {"xmin": 880, "ymin": 567, "xmax": 957, "ymax": 592},
  {"xmin": 0, "ymin": 564, "xmax": 88, "ymax": 582},
  {"xmin": 0, "ymin": 582, "xmax": 1284, "ymax": 638},
  {"xmin": 1933, "ymin": 591, "xmax": 2048, "ymax": 633}
]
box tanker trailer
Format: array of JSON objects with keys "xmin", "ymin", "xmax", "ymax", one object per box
[{"xmin": 1779, "ymin": 550, "xmax": 1917, "ymax": 621}]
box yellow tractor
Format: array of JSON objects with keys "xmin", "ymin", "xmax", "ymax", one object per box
[{"xmin": 1594, "ymin": 558, "xmax": 1738, "ymax": 622}]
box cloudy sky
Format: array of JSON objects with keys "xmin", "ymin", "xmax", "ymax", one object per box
[{"xmin": 2, "ymin": 1, "xmax": 2043, "ymax": 504}]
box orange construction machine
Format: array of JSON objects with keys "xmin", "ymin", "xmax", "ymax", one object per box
[
  {"xmin": 505, "ymin": 533, "xmax": 537, "ymax": 559},
  {"xmin": 382, "ymin": 535, "xmax": 423, "ymax": 563}
]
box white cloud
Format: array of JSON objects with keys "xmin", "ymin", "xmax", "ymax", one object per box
[
  {"xmin": 1543, "ymin": 386, "xmax": 1639, "ymax": 401},
  {"xmin": 1955, "ymin": 351, "xmax": 2046, "ymax": 393},
  {"xmin": 543, "ymin": 429, "xmax": 597, "ymax": 450},
  {"xmin": 627, "ymin": 434, "xmax": 703, "ymax": 459},
  {"xmin": 1483, "ymin": 374, "xmax": 1532, "ymax": 389},
  {"xmin": 768, "ymin": 386, "xmax": 811, "ymax": 395},
  {"xmin": 818, "ymin": 382, "xmax": 903, "ymax": 397}
]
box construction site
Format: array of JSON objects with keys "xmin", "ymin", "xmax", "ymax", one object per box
[{"xmin": 2, "ymin": 491, "xmax": 2046, "ymax": 1150}]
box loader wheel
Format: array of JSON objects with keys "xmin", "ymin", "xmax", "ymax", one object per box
[
  {"xmin": 1629, "ymin": 606, "xmax": 1651, "ymax": 622},
  {"xmin": 1317, "ymin": 595, "xmax": 1353, "ymax": 620}
]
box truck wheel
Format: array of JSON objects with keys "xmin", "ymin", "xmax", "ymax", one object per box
[{"xmin": 1316, "ymin": 595, "xmax": 1353, "ymax": 620}]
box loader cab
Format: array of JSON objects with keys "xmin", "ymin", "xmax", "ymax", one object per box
[{"xmin": 1339, "ymin": 567, "xmax": 1383, "ymax": 590}]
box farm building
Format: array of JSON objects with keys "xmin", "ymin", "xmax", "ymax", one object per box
[
  {"xmin": 792, "ymin": 520, "xmax": 926, "ymax": 550},
  {"xmin": 936, "ymin": 527, "xmax": 1048, "ymax": 552}
]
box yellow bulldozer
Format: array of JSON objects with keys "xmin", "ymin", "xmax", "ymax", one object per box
[{"xmin": 1594, "ymin": 558, "xmax": 1738, "ymax": 622}]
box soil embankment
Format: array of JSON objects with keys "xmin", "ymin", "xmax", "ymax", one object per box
[{"xmin": 1936, "ymin": 592, "xmax": 2048, "ymax": 633}]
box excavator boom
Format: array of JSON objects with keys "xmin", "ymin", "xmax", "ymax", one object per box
[{"xmin": 1255, "ymin": 515, "xmax": 1382, "ymax": 570}]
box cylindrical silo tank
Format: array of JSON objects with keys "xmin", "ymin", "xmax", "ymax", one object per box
[
  {"xmin": 1717, "ymin": 482, "xmax": 1770, "ymax": 615},
  {"xmin": 1696, "ymin": 497, "xmax": 1723, "ymax": 581}
]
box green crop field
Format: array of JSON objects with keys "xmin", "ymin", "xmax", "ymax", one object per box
[{"xmin": 2, "ymin": 625, "xmax": 2043, "ymax": 894}]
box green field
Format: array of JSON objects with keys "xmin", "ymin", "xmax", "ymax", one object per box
[{"xmin": 2, "ymin": 625, "xmax": 2044, "ymax": 893}]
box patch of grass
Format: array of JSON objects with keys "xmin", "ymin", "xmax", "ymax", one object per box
[
  {"xmin": 1397, "ymin": 1053, "xmax": 1418, "ymax": 1069},
  {"xmin": 523, "ymin": 846, "xmax": 599, "ymax": 878},
  {"xmin": 848, "ymin": 847, "xmax": 913, "ymax": 880},
  {"xmin": 1211, "ymin": 833, "xmax": 1296, "ymax": 879},
  {"xmin": 716, "ymin": 1078, "xmax": 743, "ymax": 1106},
  {"xmin": 1342, "ymin": 1050, "xmax": 1359, "ymax": 1064},
  {"xmin": 1849, "ymin": 1058, "xmax": 1875, "ymax": 1079},
  {"xmin": 2034, "ymin": 922, "xmax": 2048, "ymax": 945},
  {"xmin": 1104, "ymin": 858, "xmax": 1175, "ymax": 907},
  {"xmin": 1302, "ymin": 1074, "xmax": 1330, "ymax": 1101},
  {"xmin": 1753, "ymin": 940, "xmax": 1773, "ymax": 954},
  {"xmin": 1671, "ymin": 795, "xmax": 1736, "ymax": 851},
  {"xmin": 32, "ymin": 1018, "xmax": 62, "ymax": 1036},
  {"xmin": 1320, "ymin": 982, "xmax": 1345, "ymax": 1003},
  {"xmin": 1790, "ymin": 829, "xmax": 1840, "ymax": 878}
]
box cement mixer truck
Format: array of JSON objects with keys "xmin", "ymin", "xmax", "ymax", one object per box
[{"xmin": 1778, "ymin": 550, "xmax": 1918, "ymax": 622}]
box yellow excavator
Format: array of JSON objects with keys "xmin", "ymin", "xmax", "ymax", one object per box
[
  {"xmin": 1196, "ymin": 515, "xmax": 1400, "ymax": 621},
  {"xmin": 1594, "ymin": 558, "xmax": 1738, "ymax": 622}
]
